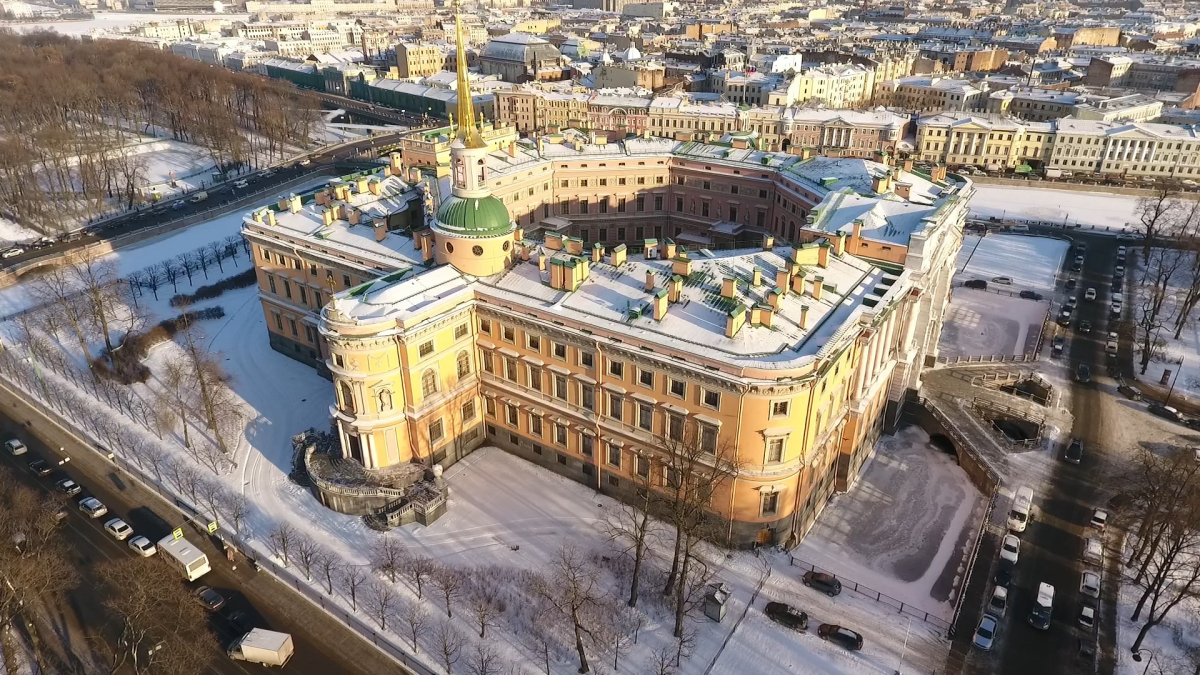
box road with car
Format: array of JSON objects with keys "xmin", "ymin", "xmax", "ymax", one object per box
[{"xmin": 0, "ymin": 399, "xmax": 408, "ymax": 675}]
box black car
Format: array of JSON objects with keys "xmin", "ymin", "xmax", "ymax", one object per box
[
  {"xmin": 1076, "ymin": 364, "xmax": 1091, "ymax": 383},
  {"xmin": 818, "ymin": 624, "xmax": 864, "ymax": 651},
  {"xmin": 1064, "ymin": 439, "xmax": 1083, "ymax": 465},
  {"xmin": 964, "ymin": 279, "xmax": 988, "ymax": 289},
  {"xmin": 764, "ymin": 602, "xmax": 808, "ymax": 631},
  {"xmin": 802, "ymin": 571, "xmax": 842, "ymax": 596},
  {"xmin": 1019, "ymin": 290, "xmax": 1043, "ymax": 300},
  {"xmin": 1078, "ymin": 320, "xmax": 1091, "ymax": 334},
  {"xmin": 1065, "ymin": 278, "xmax": 1077, "ymax": 291},
  {"xmin": 195, "ymin": 586, "xmax": 226, "ymax": 612},
  {"xmin": 1148, "ymin": 403, "xmax": 1185, "ymax": 423},
  {"xmin": 227, "ymin": 610, "xmax": 255, "ymax": 634},
  {"xmin": 1052, "ymin": 336, "xmax": 1065, "ymax": 357},
  {"xmin": 993, "ymin": 559, "xmax": 1015, "ymax": 587},
  {"xmin": 28, "ymin": 459, "xmax": 52, "ymax": 477}
]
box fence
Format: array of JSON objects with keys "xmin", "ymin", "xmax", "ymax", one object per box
[
  {"xmin": 937, "ymin": 353, "xmax": 1038, "ymax": 365},
  {"xmin": 784, "ymin": 555, "xmax": 951, "ymax": 632}
]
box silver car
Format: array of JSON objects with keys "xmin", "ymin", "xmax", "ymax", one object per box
[{"xmin": 973, "ymin": 615, "xmax": 998, "ymax": 651}]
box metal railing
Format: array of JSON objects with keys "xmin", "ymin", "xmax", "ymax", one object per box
[
  {"xmin": 937, "ymin": 353, "xmax": 1038, "ymax": 364},
  {"xmin": 785, "ymin": 555, "xmax": 951, "ymax": 632}
]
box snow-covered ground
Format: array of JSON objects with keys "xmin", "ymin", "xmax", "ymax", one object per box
[
  {"xmin": 956, "ymin": 233, "xmax": 1070, "ymax": 294},
  {"xmin": 794, "ymin": 427, "xmax": 983, "ymax": 620},
  {"xmin": 970, "ymin": 184, "xmax": 1142, "ymax": 231},
  {"xmin": 0, "ymin": 218, "xmax": 39, "ymax": 246},
  {"xmin": 1131, "ymin": 250, "xmax": 1200, "ymax": 401},
  {"xmin": 940, "ymin": 288, "xmax": 1049, "ymax": 358},
  {"xmin": 10, "ymin": 11, "xmax": 249, "ymax": 35},
  {"xmin": 1116, "ymin": 540, "xmax": 1200, "ymax": 675}
]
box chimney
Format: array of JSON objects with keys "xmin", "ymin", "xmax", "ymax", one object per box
[
  {"xmin": 374, "ymin": 221, "xmax": 387, "ymax": 242},
  {"xmin": 767, "ymin": 287, "xmax": 782, "ymax": 308},
  {"xmin": 721, "ymin": 277, "xmax": 736, "ymax": 299},
  {"xmin": 389, "ymin": 152, "xmax": 402, "ymax": 174},
  {"xmin": 315, "ymin": 190, "xmax": 328, "ymax": 206},
  {"xmin": 776, "ymin": 270, "xmax": 790, "ymax": 295},
  {"xmin": 903, "ymin": 157, "xmax": 914, "ymax": 172},
  {"xmin": 508, "ymin": 140, "xmax": 517, "ymax": 157},
  {"xmin": 566, "ymin": 237, "xmax": 584, "ymax": 255},
  {"xmin": 791, "ymin": 272, "xmax": 806, "ymax": 295},
  {"xmin": 811, "ymin": 276, "xmax": 824, "ymax": 301},
  {"xmin": 653, "ymin": 289, "xmax": 668, "ymax": 320},
  {"xmin": 759, "ymin": 304, "xmax": 774, "ymax": 327},
  {"xmin": 799, "ymin": 303, "xmax": 810, "ymax": 329},
  {"xmin": 252, "ymin": 209, "xmax": 265, "ymax": 224},
  {"xmin": 322, "ymin": 208, "xmax": 335, "ymax": 226},
  {"xmin": 752, "ymin": 267, "xmax": 762, "ymax": 286},
  {"xmin": 645, "ymin": 269, "xmax": 656, "ymax": 292},
  {"xmin": 750, "ymin": 305, "xmax": 763, "ymax": 325},
  {"xmin": 418, "ymin": 228, "xmax": 434, "ymax": 262},
  {"xmin": 408, "ymin": 167, "xmax": 421, "ymax": 183},
  {"xmin": 851, "ymin": 220, "xmax": 863, "ymax": 251},
  {"xmin": 818, "ymin": 240, "xmax": 830, "ymax": 267},
  {"xmin": 611, "ymin": 243, "xmax": 627, "ymax": 267},
  {"xmin": 368, "ymin": 179, "xmax": 381, "ymax": 196},
  {"xmin": 266, "ymin": 210, "xmax": 277, "ymax": 227},
  {"xmin": 277, "ymin": 196, "xmax": 289, "ymax": 211},
  {"xmin": 872, "ymin": 172, "xmax": 889, "ymax": 194},
  {"xmin": 668, "ymin": 274, "xmax": 683, "ymax": 302},
  {"xmin": 338, "ymin": 203, "xmax": 351, "ymax": 220},
  {"xmin": 724, "ymin": 304, "xmax": 747, "ymax": 338},
  {"xmin": 593, "ymin": 243, "xmax": 605, "ymax": 263},
  {"xmin": 384, "ymin": 164, "xmax": 393, "ymax": 178},
  {"xmin": 672, "ymin": 256, "xmax": 692, "ymax": 277},
  {"xmin": 538, "ymin": 253, "xmax": 547, "ymax": 272},
  {"xmin": 521, "ymin": 244, "xmax": 531, "ymax": 261},
  {"xmin": 546, "ymin": 232, "xmax": 564, "ymax": 250},
  {"xmin": 931, "ymin": 163, "xmax": 947, "ymax": 183},
  {"xmin": 349, "ymin": 208, "xmax": 361, "ymax": 225},
  {"xmin": 762, "ymin": 233, "xmax": 774, "ymax": 249},
  {"xmin": 288, "ymin": 194, "xmax": 302, "ymax": 213},
  {"xmin": 895, "ymin": 181, "xmax": 912, "ymax": 200},
  {"xmin": 514, "ymin": 227, "xmax": 524, "ymax": 242},
  {"xmin": 356, "ymin": 176, "xmax": 370, "ymax": 194},
  {"xmin": 801, "ymin": 146, "xmax": 813, "ymax": 160},
  {"xmin": 662, "ymin": 239, "xmax": 677, "ymax": 260}
]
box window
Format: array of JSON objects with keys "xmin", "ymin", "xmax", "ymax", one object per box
[
  {"xmin": 607, "ymin": 444, "xmax": 622, "ymax": 468},
  {"xmin": 461, "ymin": 399, "xmax": 477, "ymax": 422},
  {"xmin": 299, "ymin": 287, "xmax": 308, "ymax": 305},
  {"xmin": 581, "ymin": 385, "xmax": 595, "ymax": 411},
  {"xmin": 333, "ymin": 353, "xmax": 344, "ymax": 368},
  {"xmin": 636, "ymin": 455, "xmax": 650, "ymax": 479},
  {"xmin": 506, "ymin": 404, "xmax": 519, "ymax": 426},
  {"xmin": 428, "ymin": 419, "xmax": 444, "ymax": 444},
  {"xmin": 553, "ymin": 342, "xmax": 567, "ymax": 360},
  {"xmin": 421, "ymin": 369, "xmax": 438, "ymax": 397},
  {"xmin": 609, "ymin": 360, "xmax": 624, "ymax": 378},
  {"xmin": 343, "ymin": 274, "xmax": 351, "ymax": 288},
  {"xmin": 283, "ymin": 280, "xmax": 292, "ymax": 299},
  {"xmin": 555, "ymin": 374, "xmax": 568, "ymax": 400},
  {"xmin": 504, "ymin": 357, "xmax": 518, "ymax": 382},
  {"xmin": 767, "ymin": 437, "xmax": 785, "ymax": 463},
  {"xmin": 609, "ymin": 393, "xmax": 623, "ymax": 421},
  {"xmin": 771, "ymin": 400, "xmax": 790, "ymax": 418},
  {"xmin": 668, "ymin": 413, "xmax": 684, "ymax": 441},
  {"xmin": 761, "ymin": 490, "xmax": 779, "ymax": 517},
  {"xmin": 481, "ymin": 351, "xmax": 494, "ymax": 374},
  {"xmin": 456, "ymin": 351, "xmax": 471, "ymax": 378},
  {"xmin": 638, "ymin": 403, "xmax": 653, "ymax": 431},
  {"xmin": 580, "ymin": 199, "xmax": 589, "ymax": 214},
  {"xmin": 528, "ymin": 365, "xmax": 542, "ymax": 391},
  {"xmin": 676, "ymin": 196, "xmax": 684, "ymax": 212},
  {"xmin": 419, "ymin": 340, "xmax": 434, "ymax": 358},
  {"xmin": 581, "ymin": 434, "xmax": 594, "ymax": 457},
  {"xmin": 703, "ymin": 389, "xmax": 720, "ymax": 410},
  {"xmin": 502, "ymin": 326, "xmax": 515, "ymax": 343},
  {"xmin": 599, "ymin": 200, "xmax": 608, "ymax": 214},
  {"xmin": 554, "ymin": 423, "xmax": 568, "ymax": 446},
  {"xmin": 557, "ymin": 452, "xmax": 567, "ymax": 464},
  {"xmin": 485, "ymin": 397, "xmax": 496, "ymax": 417},
  {"xmin": 267, "ymin": 274, "xmax": 277, "ymax": 294},
  {"xmin": 666, "ymin": 467, "xmax": 681, "ymax": 488},
  {"xmin": 529, "ymin": 414, "xmax": 543, "ymax": 436},
  {"xmin": 288, "ymin": 318, "xmax": 298, "ymax": 337},
  {"xmin": 560, "ymin": 179, "xmax": 568, "ymax": 187},
  {"xmin": 618, "ymin": 198, "xmax": 626, "ymax": 213},
  {"xmin": 700, "ymin": 423, "xmax": 718, "ymax": 454},
  {"xmin": 314, "ymin": 290, "xmax": 322, "ymax": 307},
  {"xmin": 338, "ymin": 381, "xmax": 355, "ymax": 413},
  {"xmin": 260, "ymin": 247, "xmax": 271, "ymax": 260},
  {"xmin": 654, "ymin": 195, "xmax": 663, "ymax": 211},
  {"xmin": 480, "ymin": 319, "xmax": 492, "ymax": 334},
  {"xmin": 454, "ymin": 323, "xmax": 469, "ymax": 339},
  {"xmin": 638, "ymin": 369, "xmax": 654, "ymax": 388},
  {"xmin": 527, "ymin": 335, "xmax": 541, "ymax": 351},
  {"xmin": 669, "ymin": 378, "xmax": 686, "ymax": 398},
  {"xmin": 580, "ymin": 352, "xmax": 594, "ymax": 368}
]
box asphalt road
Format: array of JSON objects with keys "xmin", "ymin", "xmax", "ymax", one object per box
[
  {"xmin": 0, "ymin": 393, "xmax": 408, "ymax": 675},
  {"xmin": 996, "ymin": 230, "xmax": 1123, "ymax": 674}
]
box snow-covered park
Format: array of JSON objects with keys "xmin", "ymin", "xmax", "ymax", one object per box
[
  {"xmin": 0, "ymin": 200, "xmax": 955, "ymax": 674},
  {"xmin": 956, "ymin": 233, "xmax": 1070, "ymax": 294},
  {"xmin": 1129, "ymin": 249, "xmax": 1200, "ymax": 402},
  {"xmin": 970, "ymin": 184, "xmax": 1143, "ymax": 231}
]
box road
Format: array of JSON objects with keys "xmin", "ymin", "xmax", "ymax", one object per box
[
  {"xmin": 994, "ymin": 229, "xmax": 1123, "ymax": 674},
  {"xmin": 0, "ymin": 391, "xmax": 409, "ymax": 675}
]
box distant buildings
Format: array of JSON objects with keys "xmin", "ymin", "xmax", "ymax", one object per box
[
  {"xmin": 478, "ymin": 33, "xmax": 566, "ymax": 83},
  {"xmin": 877, "ymin": 76, "xmax": 986, "ymax": 113}
]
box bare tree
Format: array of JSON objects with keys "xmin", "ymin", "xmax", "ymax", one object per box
[
  {"xmin": 316, "ymin": 547, "xmax": 342, "ymax": 595},
  {"xmin": 532, "ymin": 546, "xmax": 605, "ymax": 674},
  {"xmin": 69, "ymin": 251, "xmax": 124, "ymax": 356},
  {"xmin": 1136, "ymin": 246, "xmax": 1187, "ymax": 374},
  {"xmin": 434, "ymin": 618, "xmax": 464, "ymax": 675},
  {"xmin": 405, "ymin": 554, "xmax": 436, "ymax": 599},
  {"xmin": 28, "ymin": 266, "xmax": 93, "ymax": 365},
  {"xmin": 466, "ymin": 642, "xmax": 505, "ymax": 675},
  {"xmin": 1135, "ymin": 183, "xmax": 1186, "ymax": 257},
  {"xmin": 432, "ymin": 565, "xmax": 465, "ymax": 618},
  {"xmin": 603, "ymin": 468, "xmax": 660, "ymax": 608},
  {"xmin": 645, "ymin": 647, "xmax": 677, "ymax": 675},
  {"xmin": 469, "ymin": 585, "xmax": 503, "ymax": 639},
  {"xmin": 400, "ymin": 599, "xmax": 427, "ymax": 653},
  {"xmin": 268, "ymin": 522, "xmax": 296, "ymax": 567},
  {"xmin": 294, "ymin": 533, "xmax": 322, "ymax": 581},
  {"xmin": 341, "ymin": 564, "xmax": 367, "ymax": 611},
  {"xmin": 219, "ymin": 489, "xmax": 249, "ymax": 533},
  {"xmin": 370, "ymin": 535, "xmax": 405, "ymax": 584},
  {"xmin": 365, "ymin": 579, "xmax": 397, "ymax": 630}
]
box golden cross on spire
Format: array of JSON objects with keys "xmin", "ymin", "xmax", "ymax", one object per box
[{"xmin": 453, "ymin": 0, "xmax": 484, "ymax": 149}]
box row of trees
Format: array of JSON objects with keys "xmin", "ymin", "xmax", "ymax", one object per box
[
  {"xmin": 0, "ymin": 30, "xmax": 319, "ymax": 230},
  {"xmin": 1131, "ymin": 186, "xmax": 1200, "ymax": 373}
]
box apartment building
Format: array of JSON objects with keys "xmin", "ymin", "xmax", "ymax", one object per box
[
  {"xmin": 395, "ymin": 42, "xmax": 446, "ymax": 79},
  {"xmin": 398, "ymin": 121, "xmax": 519, "ymax": 175},
  {"xmin": 987, "ymin": 88, "xmax": 1163, "ymax": 123},
  {"xmin": 779, "ymin": 109, "xmax": 909, "ymax": 158},
  {"xmin": 787, "ymin": 63, "xmax": 873, "ymax": 108},
  {"xmin": 1047, "ymin": 119, "xmax": 1200, "ymax": 179},
  {"xmin": 877, "ymin": 76, "xmax": 986, "ymax": 112},
  {"xmin": 916, "ymin": 113, "xmax": 1053, "ymax": 169},
  {"xmin": 1084, "ymin": 54, "xmax": 1200, "ymax": 93},
  {"xmin": 707, "ymin": 70, "xmax": 785, "ymax": 106}
]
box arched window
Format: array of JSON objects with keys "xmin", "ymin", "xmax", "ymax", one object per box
[
  {"xmin": 456, "ymin": 351, "xmax": 470, "ymax": 378},
  {"xmin": 378, "ymin": 389, "xmax": 393, "ymax": 412},
  {"xmin": 339, "ymin": 381, "xmax": 356, "ymax": 414},
  {"xmin": 421, "ymin": 369, "xmax": 438, "ymax": 398}
]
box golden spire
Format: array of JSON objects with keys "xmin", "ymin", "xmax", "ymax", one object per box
[{"xmin": 453, "ymin": 0, "xmax": 484, "ymax": 148}]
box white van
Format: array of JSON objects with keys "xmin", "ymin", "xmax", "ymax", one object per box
[
  {"xmin": 1028, "ymin": 582, "xmax": 1055, "ymax": 630},
  {"xmin": 1008, "ymin": 486, "xmax": 1034, "ymax": 532}
]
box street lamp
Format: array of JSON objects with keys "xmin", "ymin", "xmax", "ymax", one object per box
[{"xmin": 1132, "ymin": 648, "xmax": 1158, "ymax": 675}]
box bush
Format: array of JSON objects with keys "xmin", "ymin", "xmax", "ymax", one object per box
[
  {"xmin": 169, "ymin": 268, "xmax": 257, "ymax": 307},
  {"xmin": 93, "ymin": 306, "xmax": 227, "ymax": 385}
]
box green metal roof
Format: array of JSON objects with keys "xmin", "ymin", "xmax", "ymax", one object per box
[{"xmin": 435, "ymin": 194, "xmax": 513, "ymax": 237}]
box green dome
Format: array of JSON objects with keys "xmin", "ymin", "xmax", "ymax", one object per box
[{"xmin": 435, "ymin": 194, "xmax": 513, "ymax": 237}]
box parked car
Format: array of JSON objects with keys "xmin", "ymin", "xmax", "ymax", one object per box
[
  {"xmin": 1065, "ymin": 278, "xmax": 1077, "ymax": 291},
  {"xmin": 1090, "ymin": 509, "xmax": 1109, "ymax": 532},
  {"xmin": 2, "ymin": 247, "xmax": 25, "ymax": 259},
  {"xmin": 1078, "ymin": 320, "xmax": 1091, "ymax": 334},
  {"xmin": 56, "ymin": 478, "xmax": 81, "ymax": 496},
  {"xmin": 103, "ymin": 518, "xmax": 133, "ymax": 541},
  {"xmin": 1115, "ymin": 265, "xmax": 1125, "ymax": 276},
  {"xmin": 195, "ymin": 586, "xmax": 226, "ymax": 612},
  {"xmin": 5, "ymin": 439, "xmax": 27, "ymax": 455},
  {"xmin": 233, "ymin": 179, "xmax": 249, "ymax": 189},
  {"xmin": 1083, "ymin": 538, "xmax": 1103, "ymax": 565},
  {"xmin": 188, "ymin": 191, "xmax": 209, "ymax": 204},
  {"xmin": 764, "ymin": 602, "xmax": 809, "ymax": 631},
  {"xmin": 1019, "ymin": 290, "xmax": 1043, "ymax": 300},
  {"xmin": 1000, "ymin": 534, "xmax": 1020, "ymax": 563},
  {"xmin": 817, "ymin": 625, "xmax": 863, "ymax": 651},
  {"xmin": 128, "ymin": 536, "xmax": 157, "ymax": 557},
  {"xmin": 1106, "ymin": 339, "xmax": 1118, "ymax": 354},
  {"xmin": 27, "ymin": 459, "xmax": 51, "ymax": 477},
  {"xmin": 993, "ymin": 559, "xmax": 1015, "ymax": 587},
  {"xmin": 31, "ymin": 238, "xmax": 53, "ymax": 250},
  {"xmin": 1111, "ymin": 302, "xmax": 1123, "ymax": 317},
  {"xmin": 991, "ymin": 276, "xmax": 1013, "ymax": 285},
  {"xmin": 1058, "ymin": 310, "xmax": 1072, "ymax": 326},
  {"xmin": 299, "ymin": 158, "xmax": 312, "ymax": 166},
  {"xmin": 802, "ymin": 571, "xmax": 842, "ymax": 597},
  {"xmin": 1080, "ymin": 572, "xmax": 1100, "ymax": 600},
  {"xmin": 1149, "ymin": 403, "xmax": 1185, "ymax": 423},
  {"xmin": 1028, "ymin": 583, "xmax": 1055, "ymax": 630},
  {"xmin": 170, "ymin": 200, "xmax": 188, "ymax": 211},
  {"xmin": 1118, "ymin": 385, "xmax": 1142, "ymax": 400},
  {"xmin": 1076, "ymin": 364, "xmax": 1091, "ymax": 383},
  {"xmin": 261, "ymin": 169, "xmax": 275, "ymax": 178},
  {"xmin": 1065, "ymin": 439, "xmax": 1083, "ymax": 465},
  {"xmin": 1079, "ymin": 606, "xmax": 1096, "ymax": 630},
  {"xmin": 987, "ymin": 585, "xmax": 1008, "ymax": 618},
  {"xmin": 1052, "ymin": 336, "xmax": 1065, "ymax": 357},
  {"xmin": 1084, "ymin": 288, "xmax": 1097, "ymax": 301},
  {"xmin": 972, "ymin": 615, "xmax": 998, "ymax": 651},
  {"xmin": 964, "ymin": 279, "xmax": 988, "ymax": 289},
  {"xmin": 78, "ymin": 497, "xmax": 107, "ymax": 519},
  {"xmin": 1066, "ymin": 297, "xmax": 1078, "ymax": 310}
]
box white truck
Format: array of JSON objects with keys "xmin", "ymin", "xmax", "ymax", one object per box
[{"xmin": 228, "ymin": 628, "xmax": 294, "ymax": 667}]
